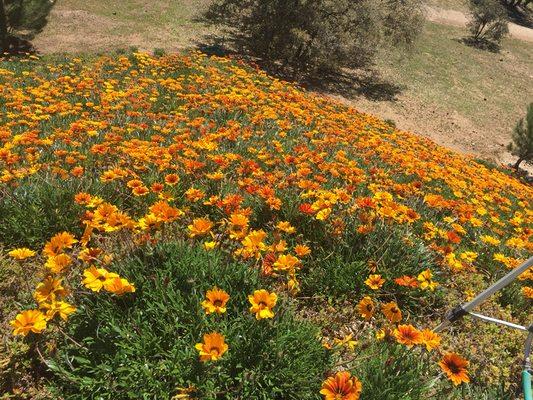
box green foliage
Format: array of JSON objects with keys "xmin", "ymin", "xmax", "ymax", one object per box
[
  {"xmin": 354, "ymin": 342, "xmax": 433, "ymax": 400},
  {"xmin": 467, "ymin": 0, "xmax": 509, "ymax": 49},
  {"xmin": 203, "ymin": 0, "xmax": 424, "ymax": 76},
  {"xmin": 46, "ymin": 242, "xmax": 331, "ymax": 399},
  {"xmin": 0, "ymin": 176, "xmax": 85, "ymax": 248},
  {"xmin": 507, "ymin": 102, "xmax": 533, "ymax": 170},
  {"xmin": 3, "ymin": 0, "xmax": 53, "ymax": 34}
]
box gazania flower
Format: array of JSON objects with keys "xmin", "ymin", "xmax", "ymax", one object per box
[
  {"xmin": 420, "ymin": 329, "xmax": 441, "ymax": 351},
  {"xmin": 104, "ymin": 277, "xmax": 136, "ymax": 295},
  {"xmin": 394, "ymin": 324, "xmax": 423, "ymax": 348},
  {"xmin": 382, "ymin": 301, "xmax": 402, "ymax": 323},
  {"xmin": 45, "ymin": 254, "xmax": 72, "ymax": 274},
  {"xmin": 195, "ymin": 332, "xmax": 228, "ymax": 362},
  {"xmin": 10, "ymin": 310, "xmax": 47, "ymax": 336},
  {"xmin": 394, "ymin": 275, "xmax": 418, "ymax": 288},
  {"xmin": 188, "ymin": 218, "xmax": 213, "ymax": 237},
  {"xmin": 8, "ymin": 248, "xmax": 36, "ymax": 260},
  {"xmin": 201, "ymin": 287, "xmax": 230, "ymax": 314},
  {"xmin": 41, "ymin": 300, "xmax": 77, "ymax": 321},
  {"xmin": 320, "ymin": 371, "xmax": 362, "ymax": 400},
  {"xmin": 294, "ymin": 244, "xmax": 311, "ymax": 257},
  {"xmin": 438, "ymin": 352, "xmax": 470, "ymax": 385},
  {"xmin": 365, "ymin": 274, "xmax": 385, "ymax": 290},
  {"xmin": 82, "ymin": 266, "xmax": 117, "ymax": 292},
  {"xmin": 248, "ymin": 289, "xmax": 277, "ymax": 319},
  {"xmin": 43, "ymin": 231, "xmax": 77, "ymax": 257},
  {"xmin": 34, "ymin": 276, "xmax": 68, "ymax": 304},
  {"xmin": 357, "ymin": 296, "xmax": 375, "ymax": 320},
  {"xmin": 276, "ymin": 221, "xmax": 295, "ymax": 234},
  {"xmin": 272, "ymin": 254, "xmax": 300, "ymax": 272},
  {"xmin": 164, "ymin": 173, "xmax": 180, "ymax": 185}
]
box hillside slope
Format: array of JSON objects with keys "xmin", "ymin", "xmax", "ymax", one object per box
[{"xmin": 1, "ymin": 53, "xmax": 531, "ymax": 399}]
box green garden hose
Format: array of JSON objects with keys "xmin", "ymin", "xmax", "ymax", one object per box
[{"xmin": 524, "ymin": 370, "xmax": 532, "ymax": 400}]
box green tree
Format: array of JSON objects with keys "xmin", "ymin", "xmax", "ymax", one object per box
[
  {"xmin": 203, "ymin": 0, "xmax": 424, "ymax": 77},
  {"xmin": 507, "ymin": 103, "xmax": 533, "ymax": 170},
  {"xmin": 467, "ymin": 0, "xmax": 509, "ymax": 48},
  {"xmin": 0, "ymin": 0, "xmax": 54, "ymax": 53}
]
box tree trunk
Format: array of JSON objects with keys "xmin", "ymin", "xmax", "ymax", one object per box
[
  {"xmin": 513, "ymin": 157, "xmax": 524, "ymax": 171},
  {"xmin": 0, "ymin": 0, "xmax": 7, "ymax": 53}
]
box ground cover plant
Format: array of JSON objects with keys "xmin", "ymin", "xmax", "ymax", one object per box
[{"xmin": 0, "ymin": 51, "xmax": 531, "ymax": 399}]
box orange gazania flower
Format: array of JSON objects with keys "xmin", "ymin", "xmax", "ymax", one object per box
[
  {"xmin": 10, "ymin": 310, "xmax": 47, "ymax": 336},
  {"xmin": 248, "ymin": 289, "xmax": 277, "ymax": 319},
  {"xmin": 394, "ymin": 275, "xmax": 418, "ymax": 288},
  {"xmin": 394, "ymin": 324, "xmax": 423, "ymax": 348},
  {"xmin": 195, "ymin": 332, "xmax": 228, "ymax": 362},
  {"xmin": 294, "ymin": 244, "xmax": 311, "ymax": 257},
  {"xmin": 43, "ymin": 231, "xmax": 78, "ymax": 257},
  {"xmin": 272, "ymin": 254, "xmax": 300, "ymax": 272},
  {"xmin": 201, "ymin": 287, "xmax": 230, "ymax": 314},
  {"xmin": 357, "ymin": 296, "xmax": 375, "ymax": 320},
  {"xmin": 45, "ymin": 254, "xmax": 72, "ymax": 274},
  {"xmin": 365, "ymin": 274, "xmax": 385, "ymax": 290},
  {"xmin": 382, "ymin": 301, "xmax": 402, "ymax": 323},
  {"xmin": 320, "ymin": 371, "xmax": 362, "ymax": 400},
  {"xmin": 164, "ymin": 173, "xmax": 180, "ymax": 185},
  {"xmin": 104, "ymin": 277, "xmax": 136, "ymax": 295},
  {"xmin": 188, "ymin": 218, "xmax": 213, "ymax": 237},
  {"xmin": 438, "ymin": 352, "xmax": 470, "ymax": 385}
]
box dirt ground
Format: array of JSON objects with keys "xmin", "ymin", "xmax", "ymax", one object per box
[{"xmin": 30, "ymin": 1, "xmax": 533, "ymax": 171}]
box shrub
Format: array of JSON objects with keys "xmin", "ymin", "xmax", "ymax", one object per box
[
  {"xmin": 0, "ymin": 0, "xmax": 54, "ymax": 53},
  {"xmin": 507, "ymin": 102, "xmax": 533, "ymax": 171},
  {"xmin": 46, "ymin": 242, "xmax": 331, "ymax": 399},
  {"xmin": 202, "ymin": 0, "xmax": 425, "ymax": 76},
  {"xmin": 467, "ymin": 0, "xmax": 509, "ymax": 49}
]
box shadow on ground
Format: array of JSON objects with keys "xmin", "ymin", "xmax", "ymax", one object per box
[{"xmin": 196, "ymin": 39, "xmax": 404, "ymax": 102}]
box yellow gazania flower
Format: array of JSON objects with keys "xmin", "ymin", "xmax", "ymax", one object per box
[
  {"xmin": 104, "ymin": 277, "xmax": 136, "ymax": 295},
  {"xmin": 33, "ymin": 276, "xmax": 68, "ymax": 304},
  {"xmin": 420, "ymin": 329, "xmax": 441, "ymax": 351},
  {"xmin": 10, "ymin": 310, "xmax": 47, "ymax": 336},
  {"xmin": 417, "ymin": 269, "xmax": 438, "ymax": 291},
  {"xmin": 195, "ymin": 332, "xmax": 228, "ymax": 362},
  {"xmin": 187, "ymin": 218, "xmax": 213, "ymax": 238},
  {"xmin": 272, "ymin": 254, "xmax": 300, "ymax": 272},
  {"xmin": 82, "ymin": 266, "xmax": 117, "ymax": 292},
  {"xmin": 8, "ymin": 248, "xmax": 36, "ymax": 260},
  {"xmin": 276, "ymin": 221, "xmax": 296, "ymax": 234},
  {"xmin": 357, "ymin": 296, "xmax": 375, "ymax": 320},
  {"xmin": 203, "ymin": 241, "xmax": 217, "ymax": 250},
  {"xmin": 45, "ymin": 253, "xmax": 73, "ymax": 274},
  {"xmin": 382, "ymin": 301, "xmax": 402, "ymax": 323},
  {"xmin": 315, "ymin": 207, "xmax": 331, "ymax": 221},
  {"xmin": 394, "ymin": 324, "xmax": 423, "ymax": 348},
  {"xmin": 41, "ymin": 300, "xmax": 77, "ymax": 321},
  {"xmin": 248, "ymin": 289, "xmax": 277, "ymax": 320},
  {"xmin": 201, "ymin": 287, "xmax": 230, "ymax": 314},
  {"xmin": 365, "ymin": 274, "xmax": 385, "ymax": 290}
]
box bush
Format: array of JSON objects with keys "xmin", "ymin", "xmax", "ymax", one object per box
[
  {"xmin": 203, "ymin": 0, "xmax": 424, "ymax": 76},
  {"xmin": 46, "ymin": 242, "xmax": 331, "ymax": 399},
  {"xmin": 467, "ymin": 0, "xmax": 509, "ymax": 49},
  {"xmin": 0, "ymin": 0, "xmax": 54, "ymax": 53},
  {"xmin": 507, "ymin": 102, "xmax": 533, "ymax": 171}
]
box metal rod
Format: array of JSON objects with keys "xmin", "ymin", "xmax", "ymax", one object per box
[
  {"xmin": 468, "ymin": 312, "xmax": 528, "ymax": 332},
  {"xmin": 434, "ymin": 256, "xmax": 533, "ymax": 333},
  {"xmin": 462, "ymin": 256, "xmax": 533, "ymax": 314}
]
